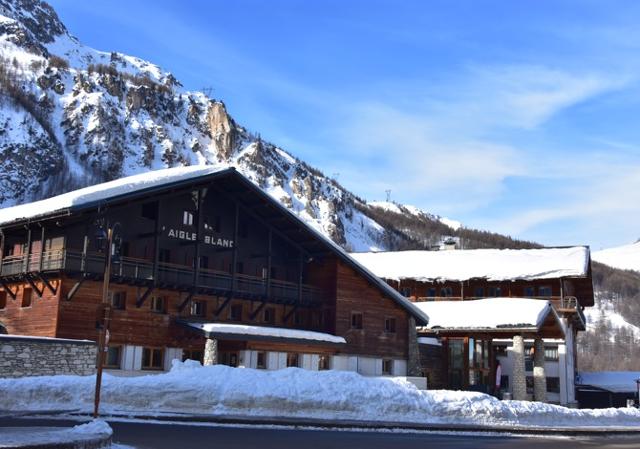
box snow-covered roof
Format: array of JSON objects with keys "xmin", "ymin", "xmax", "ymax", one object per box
[
  {"xmin": 417, "ymin": 337, "xmax": 442, "ymax": 346},
  {"xmin": 350, "ymin": 247, "xmax": 590, "ymax": 282},
  {"xmin": 578, "ymin": 371, "xmax": 640, "ymax": 393},
  {"xmin": 413, "ymin": 297, "xmax": 559, "ymax": 332},
  {"xmin": 0, "ymin": 165, "xmax": 229, "ymax": 226},
  {"xmin": 593, "ymin": 242, "xmax": 640, "ymax": 273},
  {"xmin": 182, "ymin": 322, "xmax": 346, "ymax": 344}
]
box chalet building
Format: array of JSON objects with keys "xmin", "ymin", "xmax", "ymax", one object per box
[
  {"xmin": 350, "ymin": 247, "xmax": 594, "ymax": 406},
  {"xmin": 0, "ymin": 167, "xmax": 428, "ymax": 377}
]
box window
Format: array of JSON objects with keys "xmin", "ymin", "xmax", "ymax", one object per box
[
  {"xmin": 545, "ymin": 346, "xmax": 559, "ymax": 361},
  {"xmin": 318, "ymin": 355, "xmax": 330, "ymax": 371},
  {"xmin": 256, "ymin": 352, "xmax": 267, "ymax": 369},
  {"xmin": 538, "ymin": 286, "xmax": 552, "ymax": 297},
  {"xmin": 230, "ymin": 304, "xmax": 242, "ymax": 321},
  {"xmin": 474, "ymin": 287, "xmax": 484, "ymax": 298},
  {"xmin": 150, "ymin": 296, "xmax": 166, "ymax": 314},
  {"xmin": 142, "ymin": 347, "xmax": 164, "ymax": 370},
  {"xmin": 220, "ymin": 352, "xmax": 239, "ymax": 367},
  {"xmin": 382, "ymin": 359, "xmax": 393, "ymax": 375},
  {"xmin": 263, "ymin": 307, "xmax": 275, "ymax": 324},
  {"xmin": 159, "ymin": 248, "xmax": 171, "ymax": 263},
  {"xmin": 105, "ymin": 346, "xmax": 122, "ymax": 369},
  {"xmin": 400, "ymin": 287, "xmax": 411, "ymax": 297},
  {"xmin": 525, "ymin": 346, "xmax": 534, "ymax": 371},
  {"xmin": 183, "ymin": 210, "xmax": 194, "ymax": 226},
  {"xmin": 110, "ymin": 291, "xmax": 126, "ymax": 310},
  {"xmin": 0, "ymin": 291, "xmax": 6, "ymax": 310},
  {"xmin": 21, "ymin": 287, "xmax": 32, "ymax": 308},
  {"xmin": 524, "ymin": 286, "xmax": 535, "ymax": 297},
  {"xmin": 547, "ymin": 377, "xmax": 560, "ymax": 393},
  {"xmin": 440, "ymin": 287, "xmax": 453, "ymax": 297},
  {"xmin": 488, "ymin": 287, "xmax": 502, "ymax": 297},
  {"xmin": 526, "ymin": 376, "xmax": 534, "ymax": 394},
  {"xmin": 494, "ymin": 345, "xmax": 508, "ymax": 357},
  {"xmin": 239, "ymin": 220, "xmax": 249, "ymax": 238},
  {"xmin": 384, "ymin": 317, "xmax": 396, "ymax": 334},
  {"xmin": 426, "ymin": 287, "xmax": 437, "ymax": 298},
  {"xmin": 500, "ymin": 375, "xmax": 510, "ymax": 390},
  {"xmin": 190, "ymin": 300, "xmax": 205, "ymax": 317},
  {"xmin": 182, "ymin": 350, "xmax": 203, "ymax": 363},
  {"xmin": 286, "ymin": 353, "xmax": 299, "ymax": 368},
  {"xmin": 351, "ymin": 312, "xmax": 363, "ymax": 330}
]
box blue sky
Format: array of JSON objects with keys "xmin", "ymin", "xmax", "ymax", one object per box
[{"xmin": 49, "ymin": 0, "xmax": 640, "ymax": 249}]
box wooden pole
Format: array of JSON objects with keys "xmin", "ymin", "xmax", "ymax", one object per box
[{"xmin": 93, "ymin": 226, "xmax": 114, "ymax": 419}]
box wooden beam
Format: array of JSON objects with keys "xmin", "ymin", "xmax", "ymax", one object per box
[
  {"xmin": 297, "ymin": 250, "xmax": 303, "ymax": 304},
  {"xmin": 25, "ymin": 275, "xmax": 44, "ymax": 298},
  {"xmin": 153, "ymin": 200, "xmax": 162, "ymax": 281},
  {"xmin": 249, "ymin": 301, "xmax": 267, "ymax": 320},
  {"xmin": 177, "ymin": 291, "xmax": 194, "ymax": 313},
  {"xmin": 135, "ymin": 286, "xmax": 154, "ymax": 308},
  {"xmin": 0, "ymin": 280, "xmax": 17, "ymax": 300},
  {"xmin": 214, "ymin": 295, "xmax": 233, "ymax": 317},
  {"xmin": 283, "ymin": 304, "xmax": 298, "ymax": 323},
  {"xmin": 0, "ymin": 230, "xmax": 4, "ymax": 277},
  {"xmin": 39, "ymin": 226, "xmax": 45, "ymax": 272},
  {"xmin": 23, "ymin": 227, "xmax": 31, "ymax": 273},
  {"xmin": 35, "ymin": 273, "xmax": 58, "ymax": 295}
]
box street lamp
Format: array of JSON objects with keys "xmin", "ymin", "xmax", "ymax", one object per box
[{"xmin": 93, "ymin": 220, "xmax": 121, "ymax": 419}]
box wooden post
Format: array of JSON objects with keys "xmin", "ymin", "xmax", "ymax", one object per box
[
  {"xmin": 193, "ymin": 189, "xmax": 204, "ymax": 287},
  {"xmin": 81, "ymin": 235, "xmax": 89, "ymax": 272},
  {"xmin": 94, "ymin": 226, "xmax": 114, "ymax": 419},
  {"xmin": 23, "ymin": 227, "xmax": 31, "ymax": 273},
  {"xmin": 298, "ymin": 250, "xmax": 303, "ymax": 305},
  {"xmin": 39, "ymin": 226, "xmax": 45, "ymax": 272},
  {"xmin": 265, "ymin": 228, "xmax": 272, "ymax": 298},
  {"xmin": 230, "ymin": 202, "xmax": 239, "ymax": 296},
  {"xmin": 152, "ymin": 201, "xmax": 162, "ymax": 282},
  {"xmin": 0, "ymin": 230, "xmax": 4, "ymax": 277}
]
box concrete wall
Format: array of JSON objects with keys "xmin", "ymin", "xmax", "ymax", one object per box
[{"xmin": 0, "ymin": 335, "xmax": 96, "ymax": 378}]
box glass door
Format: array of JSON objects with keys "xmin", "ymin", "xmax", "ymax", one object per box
[{"xmin": 448, "ymin": 339, "xmax": 465, "ymax": 390}]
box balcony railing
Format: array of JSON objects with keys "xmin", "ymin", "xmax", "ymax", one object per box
[
  {"xmin": 555, "ymin": 296, "xmax": 586, "ymax": 326},
  {"xmin": 0, "ymin": 249, "xmax": 321, "ymax": 305}
]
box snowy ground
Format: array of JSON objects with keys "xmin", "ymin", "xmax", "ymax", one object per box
[{"xmin": 2, "ymin": 361, "xmax": 640, "ymax": 430}]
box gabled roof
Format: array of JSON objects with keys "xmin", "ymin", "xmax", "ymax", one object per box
[
  {"xmin": 0, "ymin": 165, "xmax": 429, "ymax": 325},
  {"xmin": 350, "ymin": 247, "xmax": 591, "ymax": 282}
]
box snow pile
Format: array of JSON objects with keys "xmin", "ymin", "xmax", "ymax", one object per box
[
  {"xmin": 413, "ymin": 298, "xmax": 554, "ymax": 330},
  {"xmin": 2, "ymin": 361, "xmax": 640, "ymax": 428},
  {"xmin": 578, "ymin": 371, "xmax": 640, "ymax": 393},
  {"xmin": 69, "ymin": 419, "xmax": 113, "ymax": 436},
  {"xmin": 350, "ymin": 247, "xmax": 590, "ymax": 282},
  {"xmin": 185, "ymin": 322, "xmax": 346, "ymax": 344},
  {"xmin": 593, "ymin": 241, "xmax": 640, "ymax": 273}
]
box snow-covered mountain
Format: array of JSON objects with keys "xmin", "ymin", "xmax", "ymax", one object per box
[
  {"xmin": 0, "ymin": 0, "xmax": 462, "ymax": 252},
  {"xmin": 593, "ymin": 241, "xmax": 640, "ymax": 273}
]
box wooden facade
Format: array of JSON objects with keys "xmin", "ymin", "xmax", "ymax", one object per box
[{"xmin": 0, "ymin": 169, "xmax": 425, "ymax": 374}]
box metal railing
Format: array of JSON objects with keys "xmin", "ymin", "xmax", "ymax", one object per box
[{"xmin": 557, "ymin": 295, "xmax": 586, "ymax": 325}]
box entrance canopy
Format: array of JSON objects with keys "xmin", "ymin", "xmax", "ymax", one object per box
[
  {"xmin": 178, "ymin": 320, "xmax": 346, "ymax": 346},
  {"xmin": 414, "ymin": 297, "xmax": 565, "ymax": 339}
]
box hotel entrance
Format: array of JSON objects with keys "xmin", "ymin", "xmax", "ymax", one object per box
[{"xmin": 446, "ymin": 337, "xmax": 493, "ymax": 392}]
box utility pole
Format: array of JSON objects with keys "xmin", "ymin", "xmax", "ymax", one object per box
[{"xmin": 385, "ymin": 189, "xmax": 392, "ymax": 203}]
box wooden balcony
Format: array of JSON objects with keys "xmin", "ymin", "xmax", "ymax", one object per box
[{"xmin": 0, "ymin": 249, "xmax": 322, "ymax": 306}]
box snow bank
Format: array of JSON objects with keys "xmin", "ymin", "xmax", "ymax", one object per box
[
  {"xmin": 186, "ymin": 322, "xmax": 346, "ymax": 344},
  {"xmin": 578, "ymin": 371, "xmax": 640, "ymax": 393},
  {"xmin": 350, "ymin": 247, "xmax": 590, "ymax": 282},
  {"xmin": 414, "ymin": 298, "xmax": 553, "ymax": 330},
  {"xmin": 1, "ymin": 360, "xmax": 639, "ymax": 429},
  {"xmin": 69, "ymin": 419, "xmax": 113, "ymax": 435},
  {"xmin": 593, "ymin": 241, "xmax": 640, "ymax": 273}
]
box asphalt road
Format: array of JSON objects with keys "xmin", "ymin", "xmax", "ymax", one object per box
[{"xmin": 1, "ymin": 417, "xmax": 640, "ymax": 449}]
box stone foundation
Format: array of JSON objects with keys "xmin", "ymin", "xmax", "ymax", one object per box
[{"xmin": 0, "ymin": 335, "xmax": 97, "ymax": 378}]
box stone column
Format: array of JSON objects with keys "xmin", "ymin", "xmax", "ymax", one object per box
[
  {"xmin": 533, "ymin": 338, "xmax": 547, "ymax": 402},
  {"xmin": 512, "ymin": 335, "xmax": 527, "ymax": 401},
  {"xmin": 203, "ymin": 338, "xmax": 218, "ymax": 366},
  {"xmin": 407, "ymin": 317, "xmax": 422, "ymax": 376}
]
